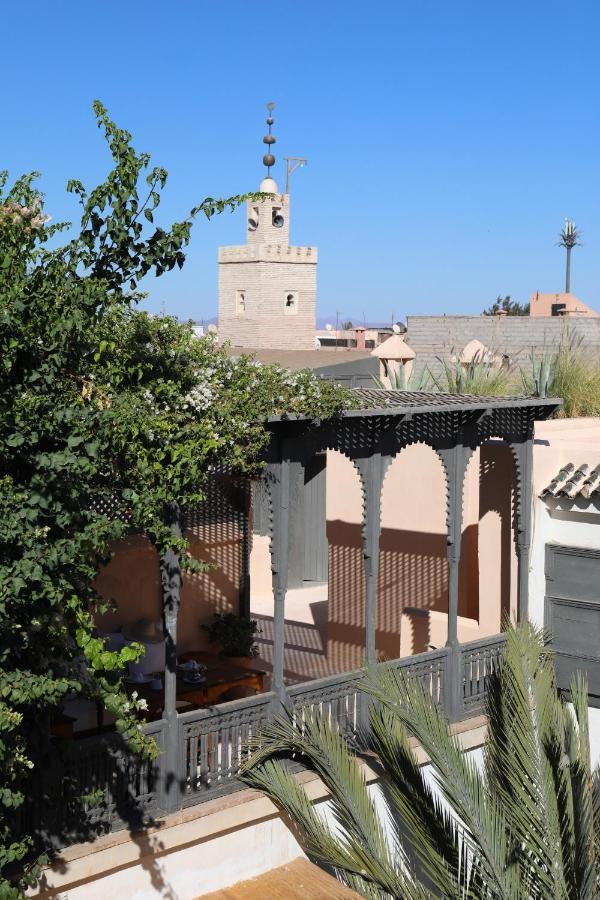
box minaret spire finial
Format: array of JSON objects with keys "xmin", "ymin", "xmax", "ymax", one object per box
[{"xmin": 262, "ymin": 101, "xmax": 276, "ymax": 176}]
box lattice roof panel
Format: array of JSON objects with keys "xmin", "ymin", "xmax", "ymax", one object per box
[{"xmin": 267, "ymin": 389, "xmax": 561, "ymax": 421}]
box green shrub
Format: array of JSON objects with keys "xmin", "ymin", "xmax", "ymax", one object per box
[
  {"xmin": 202, "ymin": 613, "xmax": 261, "ymax": 658},
  {"xmin": 521, "ymin": 337, "xmax": 600, "ymax": 418}
]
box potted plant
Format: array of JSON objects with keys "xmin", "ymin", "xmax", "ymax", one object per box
[{"xmin": 201, "ymin": 612, "xmax": 261, "ymax": 661}]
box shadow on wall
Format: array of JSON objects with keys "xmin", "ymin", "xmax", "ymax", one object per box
[
  {"xmin": 93, "ymin": 524, "xmax": 245, "ymax": 656},
  {"xmin": 324, "ymin": 440, "xmax": 517, "ymax": 674},
  {"xmin": 479, "ymin": 442, "xmax": 517, "ymax": 626},
  {"xmin": 254, "ymin": 601, "xmax": 336, "ymax": 686},
  {"xmin": 325, "ymin": 522, "xmax": 479, "ymax": 671}
]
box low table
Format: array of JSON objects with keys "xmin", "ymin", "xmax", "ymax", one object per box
[{"xmin": 124, "ymin": 651, "xmax": 266, "ymax": 720}]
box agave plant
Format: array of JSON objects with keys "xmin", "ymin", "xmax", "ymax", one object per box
[
  {"xmin": 521, "ymin": 347, "xmax": 557, "ymax": 398},
  {"xmin": 372, "ymin": 361, "xmax": 432, "ymax": 391},
  {"xmin": 429, "ymin": 349, "xmax": 515, "ymax": 397},
  {"xmin": 242, "ymin": 623, "xmax": 600, "ymax": 899}
]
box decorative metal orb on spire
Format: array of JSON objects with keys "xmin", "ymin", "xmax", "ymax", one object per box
[
  {"xmin": 259, "ymin": 102, "xmax": 279, "ymax": 193},
  {"xmin": 262, "ymin": 101, "xmax": 276, "ymax": 173}
]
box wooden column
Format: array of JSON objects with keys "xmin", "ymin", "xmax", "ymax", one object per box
[
  {"xmin": 509, "ymin": 437, "xmax": 534, "ymax": 621},
  {"xmin": 438, "ymin": 443, "xmax": 472, "ymax": 721},
  {"xmin": 160, "ymin": 502, "xmax": 183, "ymax": 813},
  {"xmin": 267, "ymin": 449, "xmax": 291, "ymax": 704},
  {"xmin": 238, "ymin": 480, "xmax": 251, "ymax": 619},
  {"xmin": 356, "ymin": 454, "xmax": 384, "ymax": 666},
  {"xmin": 438, "ymin": 444, "xmax": 472, "ymax": 647}
]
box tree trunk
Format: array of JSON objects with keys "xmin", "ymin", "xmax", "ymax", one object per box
[{"xmin": 566, "ymin": 247, "xmax": 571, "ymax": 293}]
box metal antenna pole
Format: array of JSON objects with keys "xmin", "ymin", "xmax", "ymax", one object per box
[
  {"xmin": 283, "ymin": 157, "xmax": 308, "ymax": 193},
  {"xmin": 336, "ymin": 311, "xmax": 343, "ymax": 351}
]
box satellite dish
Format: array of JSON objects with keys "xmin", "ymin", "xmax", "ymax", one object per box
[
  {"xmin": 325, "ymin": 323, "xmax": 333, "ymax": 331},
  {"xmin": 393, "ymin": 323, "xmax": 401, "ymax": 334},
  {"xmin": 248, "ymin": 217, "xmax": 259, "ymax": 231}
]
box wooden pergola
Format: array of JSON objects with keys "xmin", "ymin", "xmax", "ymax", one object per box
[
  {"xmin": 159, "ymin": 389, "xmax": 560, "ymax": 809},
  {"xmin": 21, "ymin": 389, "xmax": 562, "ymax": 851}
]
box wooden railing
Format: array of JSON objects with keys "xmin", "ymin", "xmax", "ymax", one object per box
[
  {"xmin": 461, "ymin": 634, "xmax": 506, "ymax": 716},
  {"xmin": 15, "ymin": 719, "xmax": 166, "ymax": 850},
  {"xmin": 179, "ymin": 692, "xmax": 273, "ymax": 805},
  {"xmin": 288, "ymin": 669, "xmax": 365, "ymax": 737},
  {"xmin": 19, "ymin": 635, "xmax": 505, "ymax": 852}
]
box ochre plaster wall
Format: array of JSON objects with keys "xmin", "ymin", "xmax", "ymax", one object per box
[
  {"xmin": 478, "ymin": 442, "xmax": 518, "ymax": 630},
  {"xmin": 94, "ymin": 520, "xmax": 244, "ymax": 656}
]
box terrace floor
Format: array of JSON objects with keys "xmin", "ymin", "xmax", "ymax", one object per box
[
  {"xmin": 251, "ymin": 581, "xmax": 336, "ymax": 685},
  {"xmin": 201, "ymin": 857, "xmax": 361, "ymax": 899}
]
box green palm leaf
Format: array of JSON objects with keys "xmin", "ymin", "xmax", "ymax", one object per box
[{"xmin": 242, "ymin": 623, "xmax": 600, "ymax": 899}]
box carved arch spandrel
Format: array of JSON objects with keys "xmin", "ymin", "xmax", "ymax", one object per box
[{"xmin": 434, "ymin": 444, "xmax": 476, "ymax": 548}]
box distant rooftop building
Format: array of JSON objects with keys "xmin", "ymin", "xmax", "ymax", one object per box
[
  {"xmin": 530, "ymin": 291, "xmax": 599, "ymax": 318},
  {"xmin": 218, "ymin": 104, "xmax": 316, "ymax": 351},
  {"xmin": 315, "ymin": 325, "xmax": 397, "ymax": 350}
]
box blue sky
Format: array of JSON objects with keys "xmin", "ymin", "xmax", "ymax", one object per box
[{"xmin": 2, "ymin": 1, "xmax": 600, "ymax": 323}]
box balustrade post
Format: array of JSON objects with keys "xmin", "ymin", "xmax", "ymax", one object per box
[
  {"xmin": 509, "ymin": 437, "xmax": 533, "ymax": 622},
  {"xmin": 160, "ymin": 502, "xmax": 183, "ymax": 813},
  {"xmin": 445, "ymin": 644, "xmax": 463, "ymax": 722}
]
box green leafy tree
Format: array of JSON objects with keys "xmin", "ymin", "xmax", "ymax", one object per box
[
  {"xmin": 243, "ymin": 622, "xmax": 600, "ymax": 899},
  {"xmin": 0, "ymin": 102, "xmax": 348, "ymax": 895},
  {"xmin": 483, "ymin": 295, "xmax": 530, "ymax": 316}
]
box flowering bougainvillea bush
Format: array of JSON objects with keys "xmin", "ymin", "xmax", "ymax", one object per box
[{"xmin": 0, "ymin": 102, "xmax": 349, "ymax": 895}]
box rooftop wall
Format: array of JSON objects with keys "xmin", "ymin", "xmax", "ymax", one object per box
[{"xmin": 406, "ymin": 315, "xmax": 600, "ymax": 375}]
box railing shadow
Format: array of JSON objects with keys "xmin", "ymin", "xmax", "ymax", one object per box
[{"xmin": 13, "ymin": 719, "xmax": 177, "ymax": 898}]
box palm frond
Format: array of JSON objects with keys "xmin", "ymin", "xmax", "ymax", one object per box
[
  {"xmin": 361, "ymin": 664, "xmax": 517, "ymax": 897},
  {"xmin": 367, "ymin": 703, "xmax": 464, "ymax": 897},
  {"xmin": 484, "ymin": 621, "xmax": 570, "ymax": 898},
  {"xmin": 242, "ymin": 622, "xmax": 599, "ymax": 900},
  {"xmin": 241, "ymin": 711, "xmax": 427, "ymax": 899},
  {"xmin": 567, "ymin": 672, "xmax": 596, "ymax": 899}
]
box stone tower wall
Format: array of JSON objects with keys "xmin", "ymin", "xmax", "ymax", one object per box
[
  {"xmin": 218, "ymin": 184, "xmax": 317, "ymax": 350},
  {"xmin": 218, "ymin": 246, "xmax": 317, "ymax": 350}
]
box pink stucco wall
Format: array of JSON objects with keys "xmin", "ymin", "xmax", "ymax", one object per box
[
  {"xmin": 533, "ymin": 417, "xmax": 600, "ymax": 492},
  {"xmin": 530, "ymin": 292, "xmax": 598, "ymax": 318},
  {"xmin": 325, "ymin": 441, "xmax": 517, "ymax": 670}
]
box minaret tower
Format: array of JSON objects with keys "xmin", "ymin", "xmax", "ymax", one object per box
[{"xmin": 218, "ymin": 103, "xmax": 317, "ymax": 350}]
